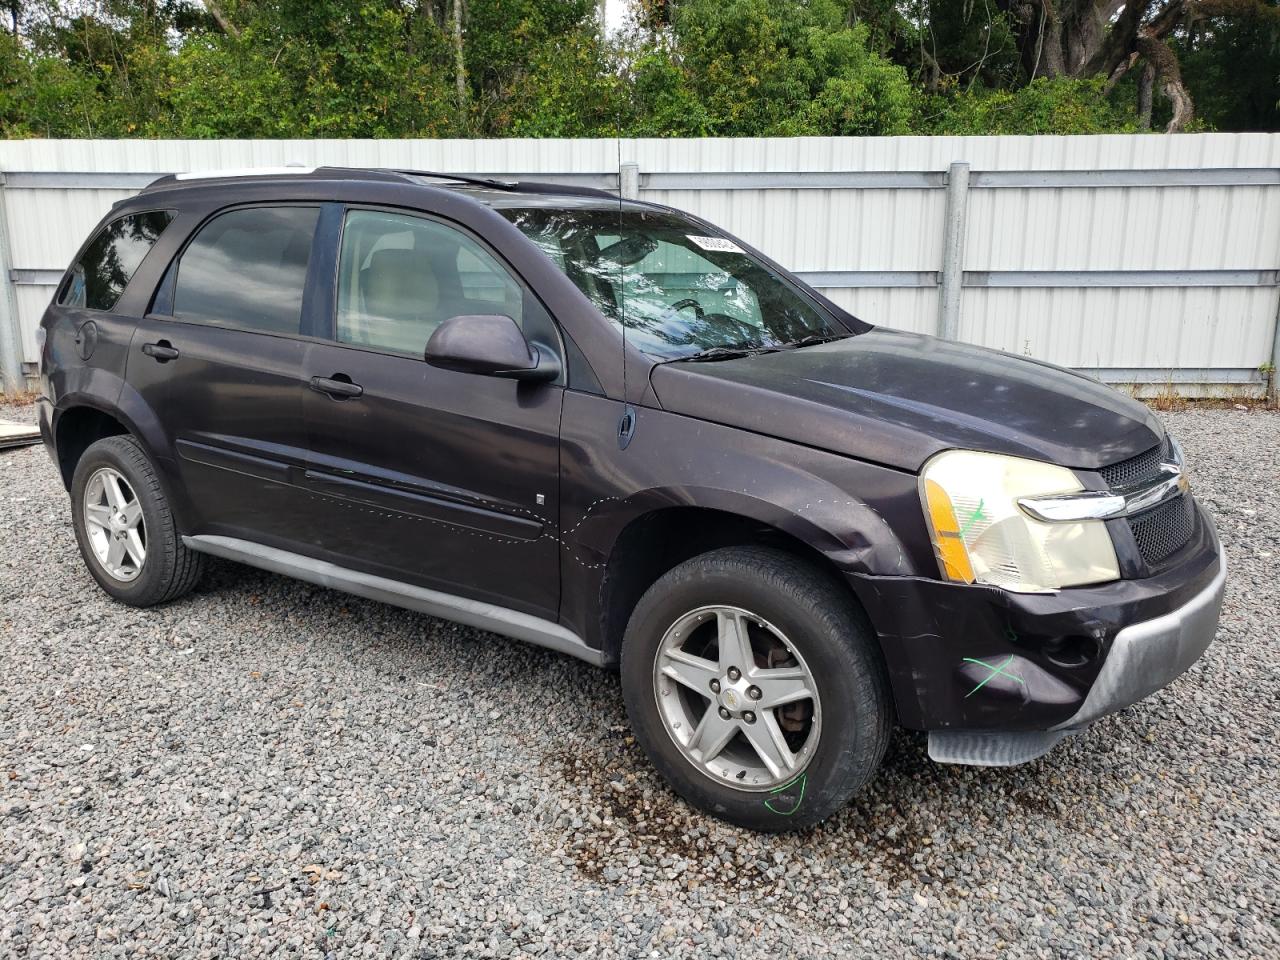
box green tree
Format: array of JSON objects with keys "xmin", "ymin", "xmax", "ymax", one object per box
[
  {"xmin": 989, "ymin": 0, "xmax": 1280, "ymax": 131},
  {"xmin": 631, "ymin": 0, "xmax": 918, "ymax": 136},
  {"xmin": 0, "ymin": 29, "xmax": 106, "ymax": 136},
  {"xmin": 0, "ymin": 0, "xmax": 1277, "ymax": 140},
  {"xmin": 162, "ymin": 1, "xmax": 459, "ymax": 137},
  {"xmin": 459, "ymin": 0, "xmax": 622, "ymax": 135},
  {"xmin": 1176, "ymin": 5, "xmax": 1280, "ymax": 130},
  {"xmin": 931, "ymin": 76, "xmax": 1138, "ymax": 135}
]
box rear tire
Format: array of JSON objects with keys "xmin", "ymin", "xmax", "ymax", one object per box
[
  {"xmin": 621, "ymin": 546, "xmax": 891, "ymax": 831},
  {"xmin": 70, "ymin": 435, "xmax": 204, "ymax": 606}
]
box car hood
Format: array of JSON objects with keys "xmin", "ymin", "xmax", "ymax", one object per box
[{"xmin": 647, "ymin": 328, "xmax": 1164, "ymax": 473}]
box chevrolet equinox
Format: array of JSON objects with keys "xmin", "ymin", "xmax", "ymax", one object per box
[{"xmin": 37, "ymin": 167, "xmax": 1226, "ymax": 830}]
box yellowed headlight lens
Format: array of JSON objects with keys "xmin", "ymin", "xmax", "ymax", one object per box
[{"xmin": 919, "ymin": 450, "xmax": 1120, "ymax": 593}]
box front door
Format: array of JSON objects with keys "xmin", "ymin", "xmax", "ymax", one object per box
[
  {"xmin": 127, "ymin": 204, "xmax": 322, "ymax": 550},
  {"xmin": 301, "ymin": 207, "xmax": 563, "ymax": 621}
]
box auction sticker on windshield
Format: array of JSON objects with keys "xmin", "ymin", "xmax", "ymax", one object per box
[{"xmin": 688, "ymin": 235, "xmax": 744, "ymax": 254}]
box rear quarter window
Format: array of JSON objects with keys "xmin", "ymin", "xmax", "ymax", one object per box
[{"xmin": 59, "ymin": 210, "xmax": 174, "ymax": 311}]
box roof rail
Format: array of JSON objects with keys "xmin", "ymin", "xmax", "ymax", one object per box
[
  {"xmin": 507, "ymin": 179, "xmax": 620, "ymax": 200},
  {"xmin": 393, "ymin": 169, "xmax": 619, "ymax": 200},
  {"xmin": 391, "ymin": 170, "xmax": 517, "ymax": 190},
  {"xmin": 173, "ymin": 164, "xmax": 318, "ymax": 181},
  {"xmin": 137, "ymin": 165, "xmax": 621, "ymax": 201},
  {"xmin": 139, "ymin": 165, "xmax": 413, "ymax": 193}
]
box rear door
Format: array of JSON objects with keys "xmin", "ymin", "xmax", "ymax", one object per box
[
  {"xmin": 300, "ymin": 206, "xmax": 564, "ymax": 620},
  {"xmin": 127, "ymin": 203, "xmax": 324, "ymax": 548}
]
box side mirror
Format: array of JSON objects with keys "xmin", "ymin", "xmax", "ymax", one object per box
[{"xmin": 424, "ymin": 314, "xmax": 560, "ymax": 382}]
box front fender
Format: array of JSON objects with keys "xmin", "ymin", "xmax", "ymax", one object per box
[
  {"xmin": 557, "ymin": 393, "xmax": 934, "ymax": 651},
  {"xmin": 573, "ymin": 480, "xmax": 917, "ymax": 580}
]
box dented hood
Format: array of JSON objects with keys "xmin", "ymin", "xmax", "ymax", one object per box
[{"xmin": 647, "ymin": 328, "xmax": 1163, "ymax": 473}]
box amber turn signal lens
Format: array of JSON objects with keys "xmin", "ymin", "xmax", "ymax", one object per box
[{"xmin": 923, "ymin": 478, "xmax": 976, "ymax": 583}]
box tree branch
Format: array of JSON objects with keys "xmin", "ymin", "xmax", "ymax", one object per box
[
  {"xmin": 1102, "ymin": 50, "xmax": 1139, "ymax": 93},
  {"xmin": 1085, "ymin": 0, "xmax": 1154, "ymax": 76},
  {"xmin": 1035, "ymin": 0, "xmax": 1066, "ymax": 76},
  {"xmin": 1136, "ymin": 32, "xmax": 1194, "ymax": 131},
  {"xmin": 1147, "ymin": 0, "xmax": 1280, "ymax": 40},
  {"xmin": 1137, "ymin": 61, "xmax": 1156, "ymax": 129},
  {"xmin": 918, "ymin": 42, "xmax": 944, "ymax": 93},
  {"xmin": 204, "ymin": 0, "xmax": 240, "ymax": 39},
  {"xmin": 453, "ymin": 0, "xmax": 467, "ymax": 112}
]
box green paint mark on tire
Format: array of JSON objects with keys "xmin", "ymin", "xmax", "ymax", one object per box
[{"xmin": 763, "ymin": 772, "xmax": 807, "ymax": 816}]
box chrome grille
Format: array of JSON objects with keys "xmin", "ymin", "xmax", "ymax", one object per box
[{"xmin": 1128, "ymin": 493, "xmax": 1196, "ymax": 566}]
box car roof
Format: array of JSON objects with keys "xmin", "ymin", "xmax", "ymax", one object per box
[{"xmin": 137, "ymin": 165, "xmax": 643, "ymax": 212}]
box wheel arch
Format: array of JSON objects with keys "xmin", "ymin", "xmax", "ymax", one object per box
[
  {"xmin": 597, "ymin": 501, "xmax": 874, "ymax": 668},
  {"xmin": 53, "ymin": 402, "xmax": 130, "ymax": 490},
  {"xmin": 52, "ymin": 386, "xmax": 193, "ymax": 532}
]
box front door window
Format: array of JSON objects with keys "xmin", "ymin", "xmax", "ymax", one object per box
[{"xmin": 335, "ymin": 209, "xmax": 525, "ymax": 356}]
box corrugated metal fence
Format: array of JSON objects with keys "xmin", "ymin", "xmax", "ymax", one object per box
[{"xmin": 3, "ymin": 134, "xmax": 1279, "ymax": 397}]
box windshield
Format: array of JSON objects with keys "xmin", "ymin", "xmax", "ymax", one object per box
[{"xmin": 497, "ymin": 206, "xmax": 846, "ymax": 360}]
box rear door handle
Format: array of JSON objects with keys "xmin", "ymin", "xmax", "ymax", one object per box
[
  {"xmin": 310, "ymin": 375, "xmax": 363, "ymax": 399},
  {"xmin": 141, "ymin": 340, "xmax": 179, "ymax": 362}
]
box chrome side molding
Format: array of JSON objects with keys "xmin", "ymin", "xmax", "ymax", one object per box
[
  {"xmin": 1019, "ymin": 445, "xmax": 1189, "ymax": 524},
  {"xmin": 182, "ymin": 534, "xmax": 605, "ymax": 667}
]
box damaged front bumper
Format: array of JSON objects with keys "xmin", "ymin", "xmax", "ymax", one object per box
[{"xmin": 848, "ymin": 507, "xmax": 1225, "ymax": 766}]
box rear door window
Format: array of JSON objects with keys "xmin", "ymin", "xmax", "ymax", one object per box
[
  {"xmin": 60, "ymin": 210, "xmax": 174, "ymax": 311},
  {"xmin": 172, "ymin": 206, "xmax": 319, "ymax": 335}
]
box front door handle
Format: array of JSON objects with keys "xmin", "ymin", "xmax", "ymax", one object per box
[
  {"xmin": 142, "ymin": 340, "xmax": 179, "ymax": 362},
  {"xmin": 310, "ymin": 375, "xmax": 363, "ymax": 400}
]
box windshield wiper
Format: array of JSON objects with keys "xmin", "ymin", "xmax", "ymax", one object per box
[
  {"xmin": 676, "ymin": 333, "xmax": 850, "ymax": 363},
  {"xmin": 678, "ymin": 344, "xmax": 781, "ymax": 363},
  {"xmin": 780, "ymin": 334, "xmax": 851, "ymax": 349}
]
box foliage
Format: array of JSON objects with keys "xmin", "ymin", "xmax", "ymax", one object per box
[
  {"xmin": 0, "ymin": 30, "xmax": 106, "ymax": 137},
  {"xmin": 468, "ymin": 0, "xmax": 627, "ymax": 136},
  {"xmin": 931, "ymin": 77, "xmax": 1140, "ymax": 136},
  {"xmin": 641, "ymin": 0, "xmax": 918, "ymax": 136},
  {"xmin": 1175, "ymin": 8, "xmax": 1280, "ymax": 131},
  {"xmin": 0, "ymin": 0, "xmax": 1276, "ymax": 139}
]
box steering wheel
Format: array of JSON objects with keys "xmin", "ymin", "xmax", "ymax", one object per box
[
  {"xmin": 657, "ymin": 298, "xmax": 705, "ymax": 325},
  {"xmin": 701, "ymin": 312, "xmax": 763, "ymax": 342}
]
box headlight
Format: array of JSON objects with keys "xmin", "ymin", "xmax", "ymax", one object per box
[{"xmin": 919, "ymin": 450, "xmax": 1119, "ymax": 593}]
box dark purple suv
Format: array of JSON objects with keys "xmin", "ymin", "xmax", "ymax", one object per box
[{"xmin": 37, "ymin": 167, "xmax": 1225, "ymax": 830}]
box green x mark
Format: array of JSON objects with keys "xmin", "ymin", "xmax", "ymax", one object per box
[
  {"xmin": 962, "ymin": 655, "xmax": 1025, "ymax": 698},
  {"xmin": 957, "ymin": 498, "xmax": 986, "ymax": 538},
  {"xmin": 763, "ymin": 772, "xmax": 808, "ymax": 816}
]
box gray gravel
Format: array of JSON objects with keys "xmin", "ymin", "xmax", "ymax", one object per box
[{"xmin": 1, "ymin": 401, "xmax": 1277, "ymax": 959}]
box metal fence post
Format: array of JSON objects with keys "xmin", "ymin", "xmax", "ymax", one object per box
[
  {"xmin": 619, "ymin": 161, "xmax": 640, "ymax": 200},
  {"xmin": 1270, "ymin": 290, "xmax": 1280, "ymax": 403},
  {"xmin": 938, "ymin": 161, "xmax": 970, "ymax": 341},
  {"xmin": 0, "ymin": 173, "xmax": 26, "ymax": 395}
]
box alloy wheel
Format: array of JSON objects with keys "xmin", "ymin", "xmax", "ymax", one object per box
[
  {"xmin": 652, "ymin": 604, "xmax": 821, "ymax": 791},
  {"xmin": 82, "ymin": 466, "xmax": 147, "ymax": 582}
]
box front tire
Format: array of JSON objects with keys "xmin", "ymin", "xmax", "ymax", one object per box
[
  {"xmin": 70, "ymin": 435, "xmax": 204, "ymax": 606},
  {"xmin": 621, "ymin": 546, "xmax": 891, "ymax": 831}
]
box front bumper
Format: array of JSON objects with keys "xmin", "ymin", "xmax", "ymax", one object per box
[
  {"xmin": 1051, "ymin": 546, "xmax": 1225, "ymax": 730},
  {"xmin": 848, "ymin": 502, "xmax": 1225, "ymax": 761},
  {"xmin": 925, "ymin": 546, "xmax": 1225, "ymax": 765}
]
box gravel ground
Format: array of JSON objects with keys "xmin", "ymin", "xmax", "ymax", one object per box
[{"xmin": 1, "ymin": 401, "xmax": 1277, "ymax": 959}]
